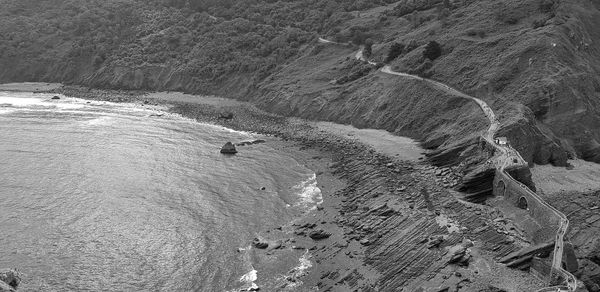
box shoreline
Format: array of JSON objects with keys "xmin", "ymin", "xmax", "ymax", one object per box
[{"xmin": 3, "ymin": 83, "xmax": 550, "ymax": 291}]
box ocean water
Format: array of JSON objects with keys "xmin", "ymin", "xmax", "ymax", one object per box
[{"xmin": 0, "ymin": 92, "xmax": 321, "ymax": 291}]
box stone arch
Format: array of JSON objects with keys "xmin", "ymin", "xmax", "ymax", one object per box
[
  {"xmin": 517, "ymin": 196, "xmax": 528, "ymax": 210},
  {"xmin": 497, "ymin": 180, "xmax": 506, "ymax": 197}
]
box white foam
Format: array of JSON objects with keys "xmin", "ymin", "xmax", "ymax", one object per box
[
  {"xmin": 240, "ymin": 269, "xmax": 257, "ymax": 283},
  {"xmin": 85, "ymin": 116, "xmax": 115, "ymax": 126},
  {"xmin": 0, "ymin": 108, "xmax": 16, "ymax": 115},
  {"xmin": 282, "ymin": 250, "xmax": 313, "ymax": 288},
  {"xmin": 0, "ymin": 95, "xmax": 85, "ymax": 110},
  {"xmin": 293, "ymin": 174, "xmax": 323, "ymax": 210},
  {"xmin": 297, "ymin": 250, "xmax": 313, "ymax": 272}
]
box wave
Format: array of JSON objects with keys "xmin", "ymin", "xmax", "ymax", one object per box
[
  {"xmin": 292, "ymin": 173, "xmax": 323, "ymax": 211},
  {"xmin": 0, "ymin": 108, "xmax": 16, "ymax": 115},
  {"xmin": 239, "ymin": 269, "xmax": 258, "ymax": 284},
  {"xmin": 278, "ymin": 249, "xmax": 313, "ymax": 289},
  {"xmin": 231, "ymin": 245, "xmax": 259, "ymax": 292},
  {"xmin": 0, "ymin": 95, "xmax": 85, "ymax": 111},
  {"xmin": 84, "ymin": 116, "xmax": 115, "ymax": 126}
]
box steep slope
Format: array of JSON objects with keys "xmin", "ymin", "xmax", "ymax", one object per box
[{"xmin": 1, "ymin": 0, "xmax": 600, "ymax": 167}]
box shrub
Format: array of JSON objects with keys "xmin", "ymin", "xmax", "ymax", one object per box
[
  {"xmin": 386, "ymin": 42, "xmax": 404, "ymax": 62},
  {"xmin": 423, "ymin": 40, "xmax": 442, "ymax": 61}
]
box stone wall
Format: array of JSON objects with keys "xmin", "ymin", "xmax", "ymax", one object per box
[{"xmin": 494, "ymin": 168, "xmax": 560, "ymax": 244}]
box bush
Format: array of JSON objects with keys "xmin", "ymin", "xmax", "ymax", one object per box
[
  {"xmin": 423, "ymin": 40, "xmax": 441, "ymax": 61},
  {"xmin": 386, "ymin": 42, "xmax": 404, "ymax": 62}
]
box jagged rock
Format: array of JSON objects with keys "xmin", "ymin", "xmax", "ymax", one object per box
[
  {"xmin": 252, "ymin": 238, "xmax": 269, "ymax": 249},
  {"xmin": 0, "ymin": 281, "xmax": 14, "ymax": 292},
  {"xmin": 448, "ymin": 245, "xmax": 471, "ymax": 266},
  {"xmin": 220, "ymin": 142, "xmax": 237, "ymax": 154},
  {"xmin": 309, "ymin": 229, "xmax": 331, "ymax": 240},
  {"xmin": 0, "ymin": 269, "xmax": 20, "ymax": 291},
  {"xmin": 427, "ymin": 236, "xmax": 444, "ymax": 249},
  {"xmin": 300, "ymin": 223, "xmax": 317, "ymax": 229}
]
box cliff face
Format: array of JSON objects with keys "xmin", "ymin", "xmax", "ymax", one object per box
[{"xmin": 2, "ymin": 0, "xmax": 600, "ymax": 167}]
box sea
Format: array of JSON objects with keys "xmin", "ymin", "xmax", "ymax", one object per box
[{"xmin": 0, "ymin": 91, "xmax": 322, "ymax": 291}]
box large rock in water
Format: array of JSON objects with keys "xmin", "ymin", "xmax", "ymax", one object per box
[
  {"xmin": 0, "ymin": 269, "xmax": 21, "ymax": 291},
  {"xmin": 220, "ymin": 142, "xmax": 237, "ymax": 154}
]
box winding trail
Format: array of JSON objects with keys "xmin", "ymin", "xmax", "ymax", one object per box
[{"xmin": 351, "ymin": 43, "xmax": 577, "ymax": 291}]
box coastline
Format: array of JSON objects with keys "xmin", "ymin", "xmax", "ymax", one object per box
[{"xmin": 2, "ymin": 83, "xmax": 549, "ymax": 291}]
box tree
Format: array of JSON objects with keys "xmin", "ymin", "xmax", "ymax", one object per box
[
  {"xmin": 386, "ymin": 42, "xmax": 404, "ymax": 62},
  {"xmin": 363, "ymin": 38, "xmax": 373, "ymax": 57},
  {"xmin": 423, "ymin": 40, "xmax": 441, "ymax": 60}
]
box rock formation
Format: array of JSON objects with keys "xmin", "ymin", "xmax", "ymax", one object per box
[
  {"xmin": 0, "ymin": 269, "xmax": 21, "ymax": 292},
  {"xmin": 220, "ymin": 142, "xmax": 237, "ymax": 154}
]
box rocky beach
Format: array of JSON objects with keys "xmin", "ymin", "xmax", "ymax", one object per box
[{"xmin": 0, "ymin": 83, "xmax": 542, "ymax": 291}]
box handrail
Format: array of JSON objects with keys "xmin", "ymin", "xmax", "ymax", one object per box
[{"xmin": 322, "ymin": 37, "xmax": 577, "ymax": 291}]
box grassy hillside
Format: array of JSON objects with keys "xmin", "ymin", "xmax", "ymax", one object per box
[{"xmin": 2, "ymin": 0, "xmax": 600, "ymax": 167}]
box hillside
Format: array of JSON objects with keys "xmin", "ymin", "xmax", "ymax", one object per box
[
  {"xmin": 3, "ymin": 0, "xmax": 600, "ymax": 290},
  {"xmin": 2, "ymin": 0, "xmax": 600, "ymax": 169}
]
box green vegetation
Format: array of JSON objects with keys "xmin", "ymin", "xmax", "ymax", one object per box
[
  {"xmin": 386, "ymin": 43, "xmax": 405, "ymax": 63},
  {"xmin": 0, "ymin": 0, "xmax": 396, "ymax": 89},
  {"xmin": 423, "ymin": 41, "xmax": 441, "ymax": 61}
]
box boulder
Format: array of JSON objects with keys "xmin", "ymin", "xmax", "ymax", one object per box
[
  {"xmin": 309, "ymin": 229, "xmax": 331, "ymax": 240},
  {"xmin": 448, "ymin": 246, "xmax": 471, "ymax": 266},
  {"xmin": 0, "ymin": 269, "xmax": 20, "ymax": 291},
  {"xmin": 0, "ymin": 281, "xmax": 14, "ymax": 292},
  {"xmin": 51, "ymin": 95, "xmax": 60, "ymax": 100},
  {"xmin": 252, "ymin": 238, "xmax": 269, "ymax": 249},
  {"xmin": 220, "ymin": 142, "xmax": 237, "ymax": 154}
]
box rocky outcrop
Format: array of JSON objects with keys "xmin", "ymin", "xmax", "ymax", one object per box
[
  {"xmin": 252, "ymin": 237, "xmax": 269, "ymax": 249},
  {"xmin": 0, "ymin": 269, "xmax": 21, "ymax": 292},
  {"xmin": 308, "ymin": 229, "xmax": 331, "ymax": 240},
  {"xmin": 496, "ymin": 114, "xmax": 568, "ymax": 167},
  {"xmin": 220, "ymin": 142, "xmax": 237, "ymax": 154}
]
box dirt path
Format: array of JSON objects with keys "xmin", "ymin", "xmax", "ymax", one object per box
[{"xmin": 349, "ymin": 43, "xmax": 578, "ymax": 291}]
